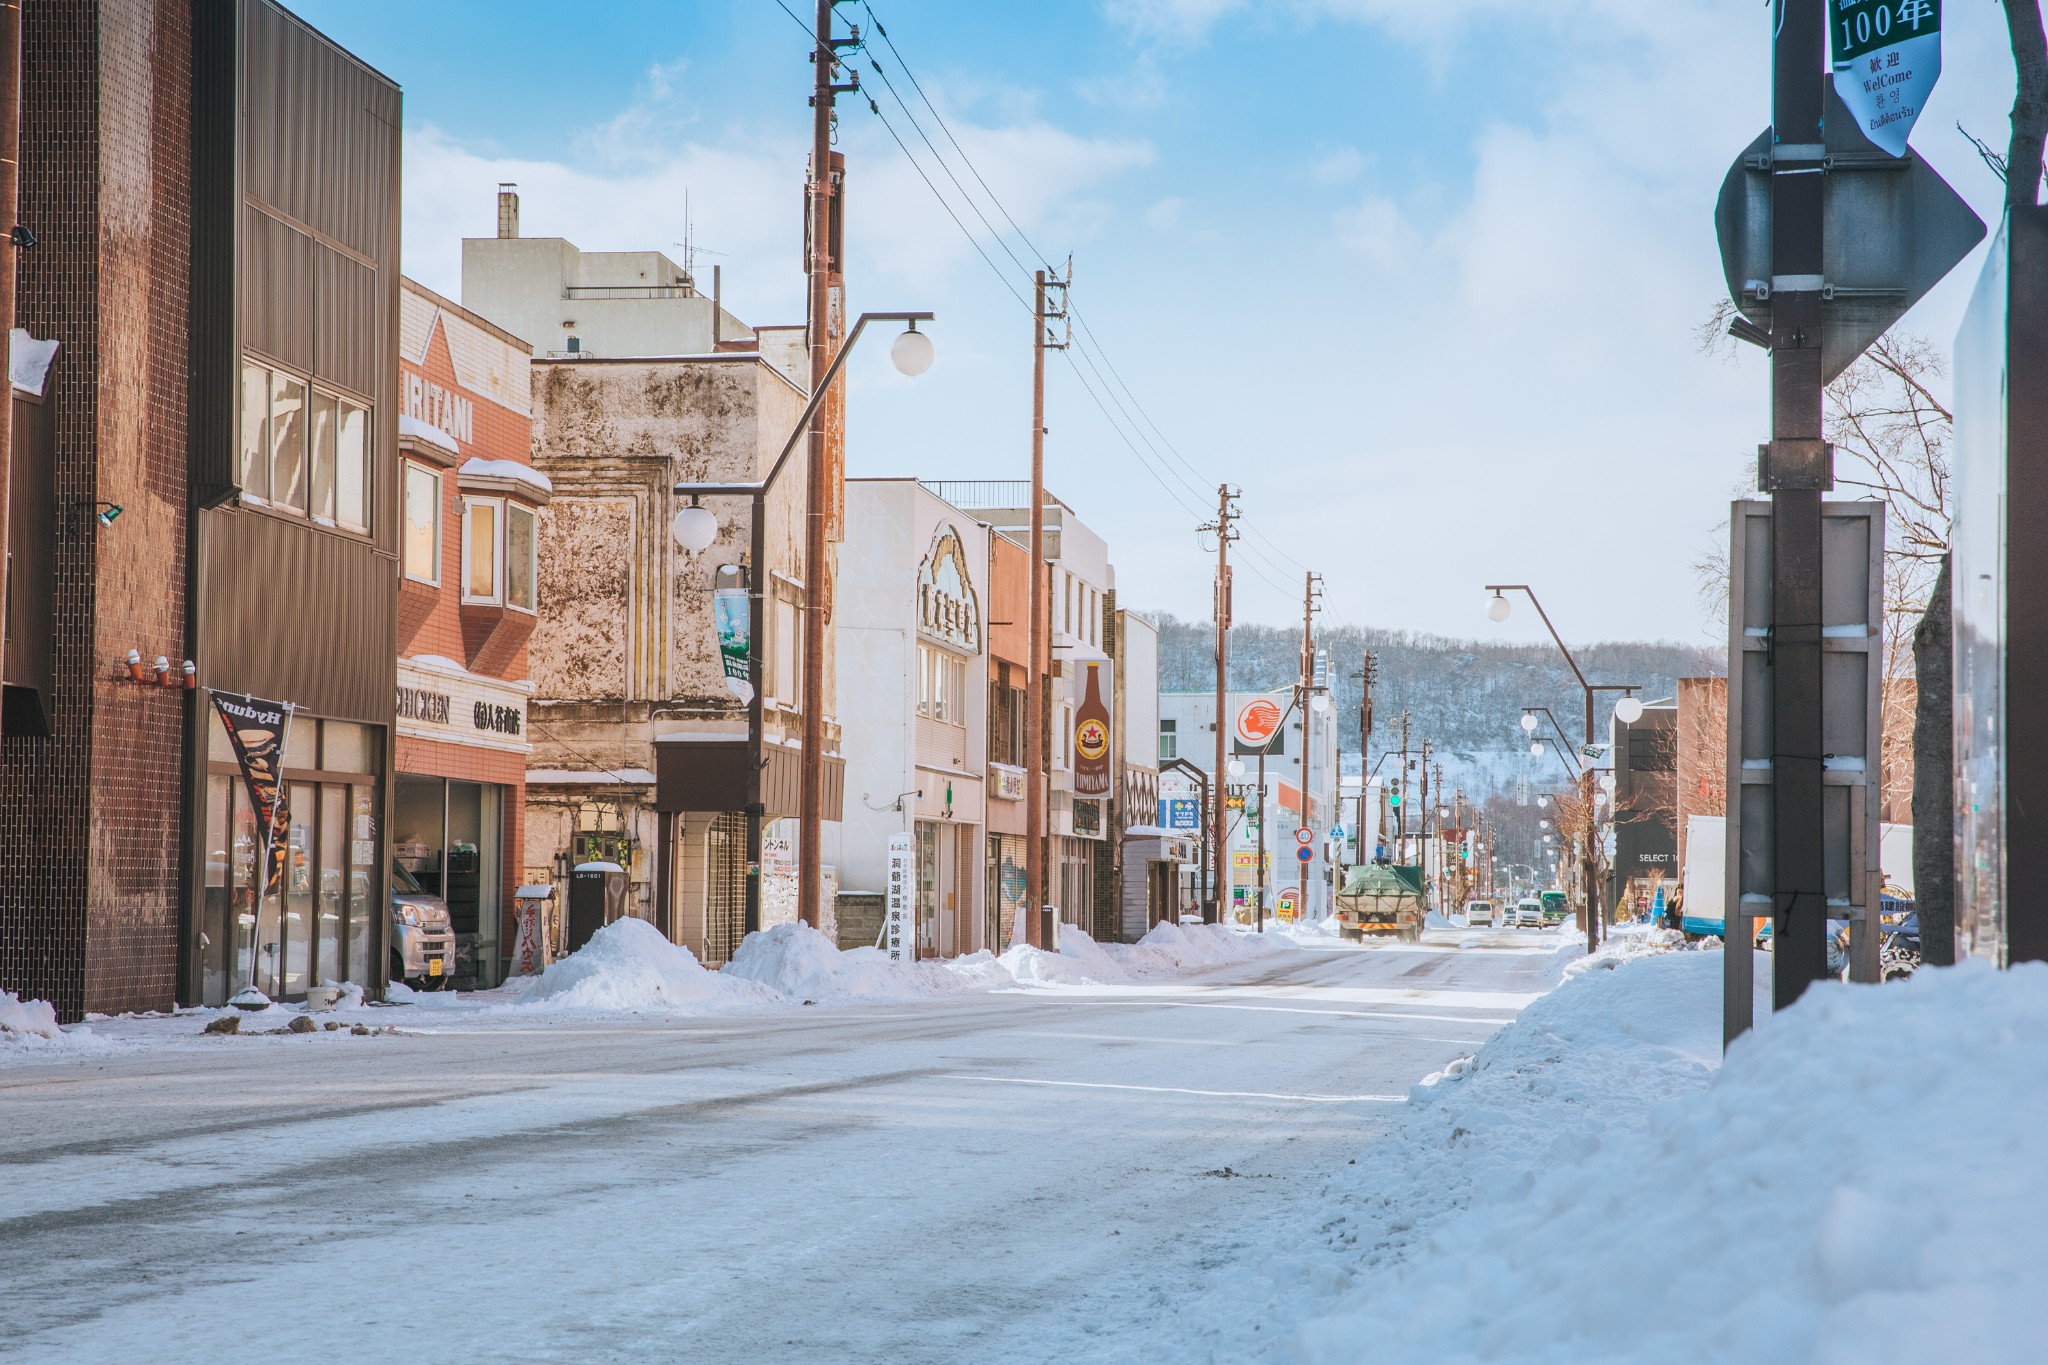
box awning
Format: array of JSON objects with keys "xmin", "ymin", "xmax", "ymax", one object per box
[{"xmin": 654, "ymin": 736, "xmax": 844, "ymax": 820}]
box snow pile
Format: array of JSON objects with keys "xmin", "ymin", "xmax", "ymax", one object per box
[
  {"xmin": 1285, "ymin": 953, "xmax": 2048, "ymax": 1364},
  {"xmin": 1, "ymin": 989, "xmax": 59, "ymax": 1038},
  {"xmin": 1121, "ymin": 920, "xmax": 1292, "ymax": 974},
  {"xmin": 521, "ymin": 918, "xmax": 774, "ymax": 1013},
  {"xmin": 725, "ymin": 922, "xmax": 1011, "ymax": 1001}
]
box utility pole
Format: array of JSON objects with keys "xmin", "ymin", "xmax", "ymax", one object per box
[
  {"xmin": 799, "ymin": 0, "xmax": 859, "ymax": 929},
  {"xmin": 1200, "ymin": 484, "xmax": 1239, "ymax": 925},
  {"xmin": 1396, "ymin": 710, "xmax": 1410, "ymax": 863},
  {"xmin": 1418, "ymin": 741, "xmax": 1432, "ymax": 898},
  {"xmin": 1761, "ymin": 0, "xmax": 1830, "ymax": 1007},
  {"xmin": 1298, "ymin": 572, "xmax": 1322, "ymax": 916},
  {"xmin": 1026, "ymin": 265, "xmax": 1069, "ymax": 950}
]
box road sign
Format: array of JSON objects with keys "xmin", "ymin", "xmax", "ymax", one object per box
[
  {"xmin": 1715, "ymin": 79, "xmax": 1984, "ymax": 384},
  {"xmin": 1830, "ymin": 0, "xmax": 1940, "ymax": 158},
  {"xmin": 1296, "ymin": 845, "xmax": 1314, "ymax": 864},
  {"xmin": 1330, "ymin": 825, "xmax": 1345, "ymax": 840},
  {"xmin": 1276, "ymin": 888, "xmax": 1300, "ymax": 921},
  {"xmin": 1294, "ymin": 827, "xmax": 1313, "ymax": 845}
]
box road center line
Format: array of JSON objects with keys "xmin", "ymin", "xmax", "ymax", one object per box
[
  {"xmin": 1149, "ymin": 1000, "xmax": 1521, "ymax": 1026},
  {"xmin": 937, "ymin": 1075, "xmax": 1404, "ymax": 1103}
]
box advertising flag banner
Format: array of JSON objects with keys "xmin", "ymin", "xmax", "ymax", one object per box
[
  {"xmin": 713, "ymin": 586, "xmax": 753, "ymax": 703},
  {"xmin": 1830, "ymin": 0, "xmax": 1940, "ymax": 157},
  {"xmin": 209, "ymin": 691, "xmax": 295, "ymax": 902}
]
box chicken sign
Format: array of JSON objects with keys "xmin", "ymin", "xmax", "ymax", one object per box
[{"xmin": 1830, "ymin": 0, "xmax": 1940, "ymax": 158}]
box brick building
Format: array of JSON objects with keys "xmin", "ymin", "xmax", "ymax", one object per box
[
  {"xmin": 0, "ymin": 0, "xmax": 400, "ymax": 1021},
  {"xmin": 392, "ymin": 278, "xmax": 542, "ymax": 989}
]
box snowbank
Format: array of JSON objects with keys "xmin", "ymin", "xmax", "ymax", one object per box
[
  {"xmin": 521, "ymin": 918, "xmax": 774, "ymax": 1013},
  {"xmin": 725, "ymin": 922, "xmax": 1011, "ymax": 1001},
  {"xmin": 1282, "ymin": 950, "xmax": 2048, "ymax": 1364},
  {"xmin": 1, "ymin": 989, "xmax": 58, "ymax": 1038}
]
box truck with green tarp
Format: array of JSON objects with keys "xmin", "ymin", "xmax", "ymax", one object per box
[{"xmin": 1334, "ymin": 863, "xmax": 1427, "ymax": 943}]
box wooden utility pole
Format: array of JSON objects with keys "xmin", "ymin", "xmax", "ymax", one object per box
[
  {"xmin": 1025, "ymin": 265, "xmax": 1068, "ymax": 948},
  {"xmin": 1297, "ymin": 571, "xmax": 1321, "ymax": 916},
  {"xmin": 1202, "ymin": 485, "xmax": 1238, "ymax": 924},
  {"xmin": 798, "ymin": 0, "xmax": 856, "ymax": 928}
]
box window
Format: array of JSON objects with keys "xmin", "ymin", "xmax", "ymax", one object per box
[
  {"xmin": 240, "ymin": 357, "xmax": 370, "ymax": 532},
  {"xmin": 775, "ymin": 596, "xmax": 801, "ymax": 705},
  {"xmin": 402, "ymin": 462, "xmax": 440, "ymax": 584},
  {"xmin": 1159, "ymin": 719, "xmax": 1178, "ymax": 762},
  {"xmin": 463, "ymin": 497, "xmax": 501, "ymax": 601},
  {"xmin": 918, "ymin": 644, "xmax": 967, "ymax": 723},
  {"xmin": 507, "ymin": 504, "xmax": 537, "ymax": 611}
]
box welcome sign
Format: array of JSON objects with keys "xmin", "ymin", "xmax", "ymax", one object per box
[{"xmin": 1829, "ymin": 0, "xmax": 1940, "ymax": 157}]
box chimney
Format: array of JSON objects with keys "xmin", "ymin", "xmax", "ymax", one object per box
[{"xmin": 496, "ymin": 183, "xmax": 519, "ymax": 239}]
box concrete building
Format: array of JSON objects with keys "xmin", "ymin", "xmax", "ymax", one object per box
[
  {"xmin": 461, "ymin": 189, "xmax": 764, "ymax": 364},
  {"xmin": 832, "ymin": 480, "xmax": 990, "ymax": 957},
  {"xmin": 391, "ymin": 278, "xmax": 545, "ymax": 989}
]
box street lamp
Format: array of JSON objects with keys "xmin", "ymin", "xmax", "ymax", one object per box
[
  {"xmin": 1614, "ymin": 695, "xmax": 1645, "ymax": 726},
  {"xmin": 672, "ymin": 310, "xmax": 936, "ymax": 938},
  {"xmin": 1485, "ymin": 583, "xmax": 1640, "ymax": 955}
]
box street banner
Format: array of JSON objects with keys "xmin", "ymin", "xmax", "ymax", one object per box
[
  {"xmin": 209, "ymin": 691, "xmax": 295, "ymax": 903},
  {"xmin": 1830, "ymin": 0, "xmax": 1940, "ymax": 157},
  {"xmin": 1164, "ymin": 798, "xmax": 1201, "ymax": 831},
  {"xmin": 713, "ymin": 585, "xmax": 752, "ymax": 703},
  {"xmin": 1073, "ymin": 661, "xmax": 1112, "ymax": 797},
  {"xmin": 884, "ymin": 833, "xmax": 912, "ymax": 963}
]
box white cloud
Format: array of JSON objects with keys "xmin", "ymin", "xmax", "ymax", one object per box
[
  {"xmin": 1334, "ymin": 195, "xmax": 1417, "ymax": 272},
  {"xmin": 1310, "ymin": 145, "xmax": 1366, "ymax": 187}
]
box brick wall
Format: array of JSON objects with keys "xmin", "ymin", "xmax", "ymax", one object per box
[{"xmin": 0, "ymin": 0, "xmax": 192, "ymax": 1022}]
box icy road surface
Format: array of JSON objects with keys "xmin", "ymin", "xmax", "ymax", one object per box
[{"xmin": 0, "ymin": 929, "xmax": 1569, "ymax": 1364}]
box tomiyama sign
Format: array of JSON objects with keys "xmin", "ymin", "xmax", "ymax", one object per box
[
  {"xmin": 916, "ymin": 524, "xmax": 981, "ymax": 653},
  {"xmin": 1830, "ymin": 0, "xmax": 1940, "ymax": 158}
]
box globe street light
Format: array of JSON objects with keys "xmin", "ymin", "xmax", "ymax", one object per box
[
  {"xmin": 1487, "ymin": 591, "xmax": 1512, "ymax": 623},
  {"xmin": 1614, "ymin": 695, "xmax": 1645, "ymax": 725},
  {"xmin": 1520, "ymin": 712, "xmax": 1539, "ymax": 733},
  {"xmin": 669, "ymin": 309, "xmax": 936, "ymax": 938}
]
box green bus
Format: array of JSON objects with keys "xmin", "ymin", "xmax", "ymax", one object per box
[{"xmin": 1539, "ymin": 891, "xmax": 1569, "ymax": 925}]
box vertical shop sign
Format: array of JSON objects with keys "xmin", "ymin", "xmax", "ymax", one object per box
[
  {"xmin": 884, "ymin": 833, "xmax": 912, "ymax": 963},
  {"xmin": 714, "ymin": 585, "xmax": 752, "ymax": 703},
  {"xmin": 1073, "ymin": 661, "xmax": 1112, "ymax": 797},
  {"xmin": 209, "ymin": 691, "xmax": 296, "ymax": 992}
]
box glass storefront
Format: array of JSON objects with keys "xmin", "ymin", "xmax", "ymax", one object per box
[
  {"xmin": 201, "ymin": 710, "xmax": 381, "ymax": 1004},
  {"xmin": 394, "ymin": 774, "xmax": 507, "ymax": 989},
  {"xmin": 986, "ymin": 833, "xmax": 1026, "ymax": 951}
]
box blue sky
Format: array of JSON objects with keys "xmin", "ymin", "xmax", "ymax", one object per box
[{"xmin": 292, "ymin": 0, "xmax": 2026, "ymax": 649}]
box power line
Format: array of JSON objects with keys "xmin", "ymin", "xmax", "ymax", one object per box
[{"xmin": 865, "ymin": 101, "xmax": 1032, "ymax": 314}]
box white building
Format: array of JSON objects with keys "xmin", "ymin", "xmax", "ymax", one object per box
[
  {"xmin": 461, "ymin": 186, "xmax": 788, "ymax": 365},
  {"xmin": 832, "ymin": 480, "xmax": 990, "ymax": 958}
]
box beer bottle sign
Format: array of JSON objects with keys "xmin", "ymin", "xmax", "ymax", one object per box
[
  {"xmin": 1073, "ymin": 662, "xmax": 1113, "ymax": 797},
  {"xmin": 1830, "ymin": 0, "xmax": 1940, "ymax": 158}
]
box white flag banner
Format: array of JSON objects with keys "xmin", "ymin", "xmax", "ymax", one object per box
[{"xmin": 1829, "ymin": 0, "xmax": 1941, "ymax": 158}]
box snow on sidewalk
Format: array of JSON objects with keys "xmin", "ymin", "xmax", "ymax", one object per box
[
  {"xmin": 1212, "ymin": 941, "xmax": 2048, "ymax": 1364},
  {"xmin": 1, "ymin": 917, "xmax": 1304, "ymax": 1064}
]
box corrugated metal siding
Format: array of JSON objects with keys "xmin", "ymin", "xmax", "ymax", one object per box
[
  {"xmin": 241, "ymin": 204, "xmax": 312, "ymax": 369},
  {"xmin": 200, "ymin": 510, "xmax": 395, "ymax": 722},
  {"xmin": 314, "ymin": 242, "xmax": 380, "ymax": 399},
  {"xmin": 188, "ymin": 0, "xmax": 240, "ymax": 499}
]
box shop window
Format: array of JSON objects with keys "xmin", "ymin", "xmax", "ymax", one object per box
[
  {"xmin": 322, "ymin": 720, "xmax": 375, "ymax": 774},
  {"xmin": 464, "ymin": 496, "xmax": 502, "ymax": 602},
  {"xmin": 507, "ymin": 504, "xmax": 537, "ymax": 612},
  {"xmin": 774, "ymin": 595, "xmax": 802, "ymax": 707},
  {"xmin": 402, "ymin": 462, "xmax": 441, "ymax": 584},
  {"xmin": 240, "ymin": 356, "xmax": 371, "ymax": 534}
]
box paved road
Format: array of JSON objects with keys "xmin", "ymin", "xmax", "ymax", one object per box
[{"xmin": 0, "ymin": 931, "xmax": 1567, "ymax": 1364}]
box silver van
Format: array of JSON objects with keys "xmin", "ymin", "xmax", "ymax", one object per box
[{"xmin": 391, "ymin": 859, "xmax": 456, "ymax": 989}]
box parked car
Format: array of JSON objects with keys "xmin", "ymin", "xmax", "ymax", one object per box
[
  {"xmin": 391, "ymin": 859, "xmax": 456, "ymax": 989},
  {"xmin": 1513, "ymin": 899, "xmax": 1545, "ymax": 927},
  {"xmin": 1464, "ymin": 899, "xmax": 1499, "ymax": 928}
]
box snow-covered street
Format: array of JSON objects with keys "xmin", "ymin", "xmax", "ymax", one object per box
[{"xmin": 0, "ymin": 926, "xmax": 1570, "ymax": 1363}]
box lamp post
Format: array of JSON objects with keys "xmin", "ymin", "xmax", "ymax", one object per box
[
  {"xmin": 1486, "ymin": 585, "xmax": 1640, "ymax": 955},
  {"xmin": 673, "ymin": 312, "xmax": 934, "ymax": 937}
]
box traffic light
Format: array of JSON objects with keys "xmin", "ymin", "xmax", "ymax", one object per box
[{"xmin": 1389, "ymin": 791, "xmax": 1402, "ymax": 808}]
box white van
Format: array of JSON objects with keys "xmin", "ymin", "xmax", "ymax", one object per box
[{"xmin": 1464, "ymin": 899, "xmax": 1498, "ymax": 928}]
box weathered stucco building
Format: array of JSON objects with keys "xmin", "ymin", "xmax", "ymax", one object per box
[{"xmin": 519, "ymin": 351, "xmax": 841, "ymax": 962}]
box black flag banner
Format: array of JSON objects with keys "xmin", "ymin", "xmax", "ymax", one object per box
[{"xmin": 209, "ymin": 691, "xmax": 295, "ymax": 900}]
